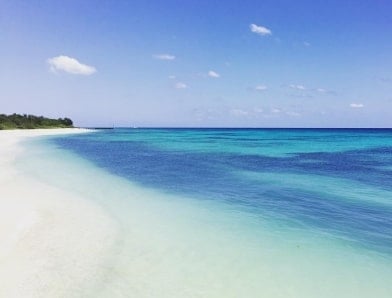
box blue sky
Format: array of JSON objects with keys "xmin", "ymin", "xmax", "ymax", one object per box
[{"xmin": 1, "ymin": 0, "xmax": 391, "ymax": 127}]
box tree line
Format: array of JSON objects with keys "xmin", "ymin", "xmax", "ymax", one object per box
[{"xmin": 0, "ymin": 113, "xmax": 74, "ymax": 129}]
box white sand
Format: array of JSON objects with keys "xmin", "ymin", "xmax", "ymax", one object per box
[{"xmin": 0, "ymin": 129, "xmax": 118, "ymax": 297}]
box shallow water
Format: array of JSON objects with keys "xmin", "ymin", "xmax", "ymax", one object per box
[{"xmin": 17, "ymin": 128, "xmax": 392, "ymax": 297}]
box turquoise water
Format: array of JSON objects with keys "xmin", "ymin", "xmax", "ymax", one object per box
[{"xmin": 20, "ymin": 129, "xmax": 392, "ymax": 297}]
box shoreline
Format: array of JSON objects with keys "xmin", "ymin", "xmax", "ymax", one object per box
[{"xmin": 0, "ymin": 128, "xmax": 118, "ymax": 297}]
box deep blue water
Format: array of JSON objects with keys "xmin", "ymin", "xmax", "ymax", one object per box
[{"xmin": 52, "ymin": 128, "xmax": 392, "ymax": 255}]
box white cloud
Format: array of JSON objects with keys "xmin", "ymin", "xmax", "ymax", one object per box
[
  {"xmin": 193, "ymin": 108, "xmax": 217, "ymax": 121},
  {"xmin": 286, "ymin": 111, "xmax": 301, "ymax": 117},
  {"xmin": 250, "ymin": 23, "xmax": 272, "ymax": 36},
  {"xmin": 290, "ymin": 84, "xmax": 306, "ymax": 90},
  {"xmin": 168, "ymin": 75, "xmax": 176, "ymax": 79},
  {"xmin": 47, "ymin": 55, "xmax": 96, "ymax": 75},
  {"xmin": 271, "ymin": 108, "xmax": 281, "ymax": 113},
  {"xmin": 254, "ymin": 108, "xmax": 264, "ymax": 113},
  {"xmin": 175, "ymin": 82, "xmax": 187, "ymax": 89},
  {"xmin": 208, "ymin": 70, "xmax": 220, "ymax": 78},
  {"xmin": 350, "ymin": 103, "xmax": 364, "ymax": 108},
  {"xmin": 230, "ymin": 109, "xmax": 249, "ymax": 116},
  {"xmin": 153, "ymin": 54, "xmax": 176, "ymax": 60},
  {"xmin": 316, "ymin": 88, "xmax": 326, "ymax": 93},
  {"xmin": 255, "ymin": 85, "xmax": 268, "ymax": 91}
]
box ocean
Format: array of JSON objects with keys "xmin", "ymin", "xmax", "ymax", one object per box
[{"xmin": 19, "ymin": 128, "xmax": 392, "ymax": 297}]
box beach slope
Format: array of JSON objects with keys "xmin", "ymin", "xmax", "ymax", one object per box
[{"xmin": 0, "ymin": 129, "xmax": 117, "ymax": 297}]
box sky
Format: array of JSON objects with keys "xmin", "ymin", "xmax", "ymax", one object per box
[{"xmin": 1, "ymin": 0, "xmax": 391, "ymax": 127}]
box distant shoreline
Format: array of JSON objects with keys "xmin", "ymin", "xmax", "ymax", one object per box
[
  {"xmin": 86, "ymin": 126, "xmax": 392, "ymax": 130},
  {"xmin": 0, "ymin": 114, "xmax": 74, "ymax": 130}
]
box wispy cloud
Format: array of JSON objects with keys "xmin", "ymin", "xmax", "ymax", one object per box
[
  {"xmin": 254, "ymin": 107, "xmax": 264, "ymax": 113},
  {"xmin": 208, "ymin": 70, "xmax": 220, "ymax": 78},
  {"xmin": 376, "ymin": 76, "xmax": 392, "ymax": 83},
  {"xmin": 289, "ymin": 84, "xmax": 306, "ymax": 90},
  {"xmin": 304, "ymin": 41, "xmax": 311, "ymax": 47},
  {"xmin": 230, "ymin": 109, "xmax": 249, "ymax": 116},
  {"xmin": 250, "ymin": 23, "xmax": 272, "ymax": 36},
  {"xmin": 175, "ymin": 82, "xmax": 187, "ymax": 89},
  {"xmin": 255, "ymin": 85, "xmax": 268, "ymax": 91},
  {"xmin": 286, "ymin": 111, "xmax": 301, "ymax": 117},
  {"xmin": 287, "ymin": 83, "xmax": 337, "ymax": 95},
  {"xmin": 153, "ymin": 54, "xmax": 176, "ymax": 60},
  {"xmin": 192, "ymin": 108, "xmax": 217, "ymax": 121},
  {"xmin": 47, "ymin": 55, "xmax": 96, "ymax": 75},
  {"xmin": 288, "ymin": 85, "xmax": 336, "ymax": 96},
  {"xmin": 168, "ymin": 75, "xmax": 176, "ymax": 79},
  {"xmin": 350, "ymin": 103, "xmax": 364, "ymax": 108},
  {"xmin": 271, "ymin": 108, "xmax": 281, "ymax": 113}
]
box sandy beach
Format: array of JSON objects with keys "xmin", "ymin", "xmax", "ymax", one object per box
[{"xmin": 0, "ymin": 129, "xmax": 118, "ymax": 297}]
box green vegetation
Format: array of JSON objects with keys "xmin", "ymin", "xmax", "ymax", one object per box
[{"xmin": 0, "ymin": 113, "xmax": 73, "ymax": 130}]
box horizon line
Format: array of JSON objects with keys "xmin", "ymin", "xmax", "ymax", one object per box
[{"xmin": 84, "ymin": 126, "xmax": 392, "ymax": 130}]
